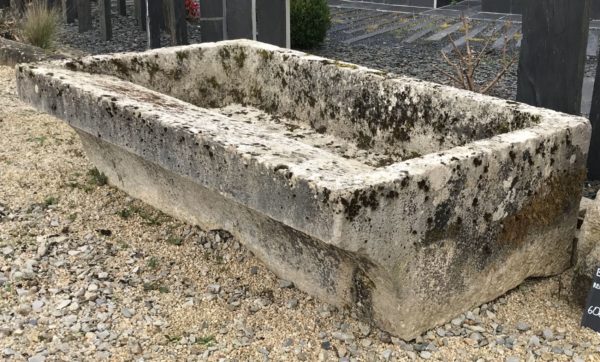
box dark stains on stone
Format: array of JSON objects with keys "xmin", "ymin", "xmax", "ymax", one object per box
[
  {"xmin": 356, "ymin": 131, "xmax": 372, "ymax": 150},
  {"xmin": 321, "ymin": 188, "xmax": 331, "ymax": 203},
  {"xmin": 499, "ymin": 170, "xmax": 584, "ymax": 247},
  {"xmin": 350, "ymin": 266, "xmax": 375, "ymax": 321},
  {"xmin": 340, "ymin": 189, "xmax": 380, "ymax": 221},
  {"xmin": 203, "ymin": 144, "xmax": 214, "ymax": 158},
  {"xmin": 175, "ymin": 50, "xmax": 189, "ymax": 62},
  {"xmin": 258, "ymin": 49, "xmax": 273, "ymax": 62},
  {"xmin": 417, "ymin": 180, "xmax": 430, "ymax": 192},
  {"xmin": 522, "ymin": 150, "xmax": 534, "ymax": 166},
  {"xmin": 234, "ymin": 49, "xmax": 247, "ymax": 69}
]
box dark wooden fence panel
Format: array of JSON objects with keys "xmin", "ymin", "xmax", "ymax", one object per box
[
  {"xmin": 62, "ymin": 0, "xmax": 77, "ymax": 23},
  {"xmin": 516, "ymin": 0, "xmax": 590, "ymax": 115},
  {"xmin": 147, "ymin": 0, "xmax": 162, "ymax": 48},
  {"xmin": 226, "ymin": 0, "xmax": 253, "ymax": 40},
  {"xmin": 256, "ymin": 0, "xmax": 287, "ymax": 48},
  {"xmin": 99, "ymin": 0, "xmax": 112, "ymax": 40},
  {"xmin": 77, "ymin": 0, "xmax": 93, "ymax": 33},
  {"xmin": 199, "ymin": 0, "xmax": 226, "ymax": 42},
  {"xmin": 166, "ymin": 0, "xmax": 188, "ymax": 45}
]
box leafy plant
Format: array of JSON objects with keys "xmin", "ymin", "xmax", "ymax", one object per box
[
  {"xmin": 437, "ymin": 16, "xmax": 517, "ymax": 94},
  {"xmin": 291, "ymin": 0, "xmax": 331, "ymax": 49},
  {"xmin": 143, "ymin": 282, "xmax": 169, "ymax": 293},
  {"xmin": 88, "ymin": 168, "xmax": 108, "ymax": 186},
  {"xmin": 22, "ymin": 0, "xmax": 60, "ymax": 49},
  {"xmin": 197, "ymin": 335, "xmax": 216, "ymax": 346},
  {"xmin": 167, "ymin": 236, "xmax": 183, "ymax": 246},
  {"xmin": 147, "ymin": 256, "xmax": 159, "ymax": 270}
]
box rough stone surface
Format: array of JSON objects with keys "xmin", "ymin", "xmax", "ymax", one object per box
[
  {"xmin": 16, "ymin": 40, "xmax": 591, "ymax": 339},
  {"xmin": 574, "ymin": 195, "xmax": 600, "ymax": 305},
  {"xmin": 0, "ymin": 38, "xmax": 63, "ymax": 67}
]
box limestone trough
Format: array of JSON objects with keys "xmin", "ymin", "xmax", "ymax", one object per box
[{"xmin": 16, "ymin": 40, "xmax": 591, "ymax": 339}]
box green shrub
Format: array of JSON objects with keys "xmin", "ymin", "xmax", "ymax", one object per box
[
  {"xmin": 290, "ymin": 0, "xmax": 331, "ymax": 49},
  {"xmin": 22, "ymin": 1, "xmax": 60, "ymax": 49}
]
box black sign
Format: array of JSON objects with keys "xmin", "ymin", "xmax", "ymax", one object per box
[{"xmin": 582, "ymin": 267, "xmax": 600, "ymax": 333}]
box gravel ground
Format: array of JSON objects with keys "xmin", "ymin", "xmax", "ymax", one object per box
[
  {"xmin": 2, "ymin": 60, "xmax": 600, "ymax": 361},
  {"xmin": 56, "ymin": 3, "xmax": 202, "ymax": 56}
]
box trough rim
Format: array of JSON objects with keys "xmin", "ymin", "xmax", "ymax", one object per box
[{"xmin": 15, "ymin": 39, "xmax": 591, "ymax": 193}]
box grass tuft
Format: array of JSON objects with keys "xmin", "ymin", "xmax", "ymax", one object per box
[
  {"xmin": 22, "ymin": 1, "xmax": 60, "ymax": 49},
  {"xmin": 44, "ymin": 195, "xmax": 58, "ymax": 206}
]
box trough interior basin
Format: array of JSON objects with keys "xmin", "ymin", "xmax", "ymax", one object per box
[{"xmin": 66, "ymin": 40, "xmax": 541, "ymax": 169}]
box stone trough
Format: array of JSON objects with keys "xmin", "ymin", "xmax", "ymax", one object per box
[{"xmin": 16, "ymin": 40, "xmax": 591, "ymax": 339}]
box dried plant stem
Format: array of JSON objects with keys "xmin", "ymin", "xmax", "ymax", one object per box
[{"xmin": 438, "ymin": 15, "xmax": 517, "ymax": 94}]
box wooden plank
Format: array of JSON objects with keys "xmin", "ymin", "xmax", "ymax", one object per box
[
  {"xmin": 99, "ymin": 0, "xmax": 112, "ymax": 41},
  {"xmin": 119, "ymin": 0, "xmax": 127, "ymax": 16},
  {"xmin": 77, "ymin": 0, "xmax": 93, "ymax": 33},
  {"xmin": 62, "ymin": 0, "xmax": 77, "ymax": 23},
  {"xmin": 147, "ymin": 0, "xmax": 162, "ymax": 49},
  {"xmin": 166, "ymin": 0, "xmax": 188, "ymax": 45}
]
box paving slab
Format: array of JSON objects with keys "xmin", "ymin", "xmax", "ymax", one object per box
[
  {"xmin": 343, "ymin": 21, "xmax": 408, "ymax": 44},
  {"xmin": 331, "ymin": 11, "xmax": 391, "ymax": 32},
  {"xmin": 441, "ymin": 23, "xmax": 489, "ymax": 54},
  {"xmin": 426, "ymin": 21, "xmax": 463, "ymax": 41},
  {"xmin": 344, "ymin": 15, "xmax": 405, "ymax": 35}
]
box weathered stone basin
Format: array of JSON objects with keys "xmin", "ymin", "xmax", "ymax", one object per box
[{"xmin": 16, "ymin": 40, "xmax": 591, "ymax": 339}]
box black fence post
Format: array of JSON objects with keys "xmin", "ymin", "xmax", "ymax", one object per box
[
  {"xmin": 99, "ymin": 0, "xmax": 112, "ymax": 41},
  {"xmin": 12, "ymin": 0, "xmax": 26, "ymax": 15},
  {"xmin": 516, "ymin": 0, "xmax": 591, "ymax": 115},
  {"xmin": 135, "ymin": 0, "xmax": 147, "ymax": 30},
  {"xmin": 62, "ymin": 0, "xmax": 77, "ymax": 23},
  {"xmin": 119, "ymin": 0, "xmax": 127, "ymax": 16},
  {"xmin": 588, "ymin": 55, "xmax": 600, "ymax": 179},
  {"xmin": 147, "ymin": 0, "xmax": 162, "ymax": 48},
  {"xmin": 166, "ymin": 0, "xmax": 188, "ymax": 45},
  {"xmin": 76, "ymin": 0, "xmax": 93, "ymax": 33}
]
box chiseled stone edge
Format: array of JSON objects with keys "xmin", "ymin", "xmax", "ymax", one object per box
[{"xmin": 0, "ymin": 37, "xmax": 63, "ymax": 66}]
